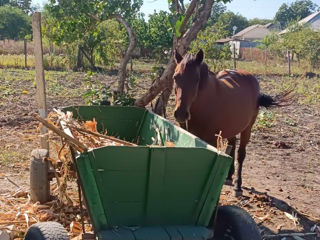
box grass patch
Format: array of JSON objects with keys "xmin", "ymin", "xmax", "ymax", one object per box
[
  {"xmin": 258, "ymin": 75, "xmax": 320, "ymax": 105},
  {"xmin": 0, "ymin": 149, "xmax": 26, "ymax": 166},
  {"xmin": 252, "ymin": 110, "xmax": 277, "ymax": 132},
  {"xmin": 0, "ymin": 54, "xmax": 34, "ymax": 69},
  {"xmin": 0, "ymin": 54, "xmax": 73, "ymax": 71}
]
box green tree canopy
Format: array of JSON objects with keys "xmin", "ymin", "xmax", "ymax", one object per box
[
  {"xmin": 274, "ymin": 0, "xmax": 318, "ymax": 29},
  {"xmin": 0, "ymin": 5, "xmax": 31, "ymax": 39},
  {"xmin": 147, "ymin": 10, "xmax": 173, "ymax": 58},
  {"xmin": 43, "ymin": 0, "xmax": 142, "ymax": 69},
  {"xmin": 0, "ymin": 0, "xmax": 32, "ymax": 13},
  {"xmin": 214, "ymin": 11, "xmax": 249, "ymax": 37},
  {"xmin": 248, "ymin": 18, "xmax": 273, "ymax": 26},
  {"xmin": 207, "ymin": 2, "xmax": 227, "ymax": 25}
]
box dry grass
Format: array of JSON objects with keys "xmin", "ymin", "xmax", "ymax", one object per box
[{"xmin": 0, "ymin": 40, "xmax": 62, "ymax": 55}]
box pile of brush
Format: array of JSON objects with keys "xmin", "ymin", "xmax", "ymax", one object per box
[{"xmin": 34, "ymin": 109, "xmax": 136, "ymax": 153}]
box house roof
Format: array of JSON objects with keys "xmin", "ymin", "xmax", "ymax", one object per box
[
  {"xmin": 215, "ymin": 37, "xmax": 232, "ymax": 43},
  {"xmin": 232, "ymin": 24, "xmax": 271, "ymax": 40},
  {"xmin": 280, "ymin": 11, "xmax": 320, "ymax": 34},
  {"xmin": 215, "ymin": 24, "xmax": 272, "ymax": 43}
]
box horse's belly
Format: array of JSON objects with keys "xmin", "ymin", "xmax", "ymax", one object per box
[{"xmin": 189, "ymin": 104, "xmax": 256, "ymax": 140}]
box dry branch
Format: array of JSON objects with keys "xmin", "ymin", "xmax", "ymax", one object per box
[
  {"xmin": 32, "ymin": 114, "xmax": 88, "ymax": 152},
  {"xmin": 68, "ymin": 126, "xmax": 136, "ymax": 146}
]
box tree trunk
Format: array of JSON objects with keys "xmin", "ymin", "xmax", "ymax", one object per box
[
  {"xmin": 76, "ymin": 45, "xmax": 83, "ymax": 71},
  {"xmin": 115, "ymin": 15, "xmax": 136, "ymax": 94},
  {"xmin": 135, "ymin": 0, "xmax": 215, "ymax": 116},
  {"xmin": 79, "ymin": 46, "xmax": 95, "ymax": 70}
]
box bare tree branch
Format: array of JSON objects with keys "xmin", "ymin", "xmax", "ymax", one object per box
[
  {"xmin": 181, "ymin": 0, "xmax": 214, "ymax": 46},
  {"xmin": 179, "ymin": 0, "xmax": 198, "ymax": 36},
  {"xmin": 179, "ymin": 0, "xmax": 186, "ymax": 13},
  {"xmin": 114, "ymin": 14, "xmax": 136, "ymax": 93}
]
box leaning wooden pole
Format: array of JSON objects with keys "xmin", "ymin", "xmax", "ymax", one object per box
[{"xmin": 32, "ymin": 12, "xmax": 48, "ymax": 150}]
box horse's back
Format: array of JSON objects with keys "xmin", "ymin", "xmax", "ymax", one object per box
[
  {"xmin": 217, "ymin": 69, "xmax": 259, "ymax": 90},
  {"xmin": 216, "ymin": 69, "xmax": 260, "ymax": 105}
]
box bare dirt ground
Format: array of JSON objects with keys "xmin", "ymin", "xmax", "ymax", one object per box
[{"xmin": 0, "ymin": 68, "xmax": 319, "ymax": 239}]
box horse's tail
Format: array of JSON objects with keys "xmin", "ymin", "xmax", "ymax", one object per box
[{"xmin": 258, "ymin": 90, "xmax": 294, "ymax": 108}]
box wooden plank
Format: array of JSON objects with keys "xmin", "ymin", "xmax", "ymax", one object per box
[
  {"xmin": 32, "ymin": 12, "xmax": 48, "ymax": 150},
  {"xmin": 145, "ymin": 147, "xmax": 166, "ymax": 224}
]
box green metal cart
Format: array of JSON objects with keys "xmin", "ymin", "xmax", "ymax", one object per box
[{"xmin": 25, "ymin": 106, "xmax": 261, "ymax": 240}]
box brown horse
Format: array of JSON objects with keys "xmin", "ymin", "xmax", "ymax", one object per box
[{"xmin": 173, "ymin": 49, "xmax": 281, "ymax": 196}]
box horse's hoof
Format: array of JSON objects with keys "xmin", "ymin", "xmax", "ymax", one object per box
[
  {"xmin": 233, "ymin": 190, "xmax": 243, "ymax": 197},
  {"xmin": 225, "ymin": 179, "xmax": 233, "ymax": 186}
]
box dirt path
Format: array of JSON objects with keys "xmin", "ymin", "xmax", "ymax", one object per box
[{"xmin": 0, "ymin": 69, "xmax": 319, "ymax": 239}]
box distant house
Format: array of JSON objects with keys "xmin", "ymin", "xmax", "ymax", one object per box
[
  {"xmin": 279, "ymin": 11, "xmax": 320, "ymax": 34},
  {"xmin": 231, "ymin": 23, "xmax": 277, "ymax": 48},
  {"xmin": 216, "ymin": 23, "xmax": 277, "ymax": 58}
]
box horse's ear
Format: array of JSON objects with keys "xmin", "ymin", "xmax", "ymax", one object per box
[
  {"xmin": 195, "ymin": 49, "xmax": 204, "ymax": 64},
  {"xmin": 174, "ymin": 50, "xmax": 183, "ymax": 64}
]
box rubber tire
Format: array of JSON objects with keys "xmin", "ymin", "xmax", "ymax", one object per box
[
  {"xmin": 213, "ymin": 205, "xmax": 261, "ymax": 240},
  {"xmin": 30, "ymin": 149, "xmax": 50, "ymax": 203},
  {"xmin": 24, "ymin": 221, "xmax": 69, "ymax": 240}
]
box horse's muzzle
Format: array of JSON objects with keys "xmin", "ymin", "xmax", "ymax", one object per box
[{"xmin": 174, "ymin": 108, "xmax": 190, "ymax": 123}]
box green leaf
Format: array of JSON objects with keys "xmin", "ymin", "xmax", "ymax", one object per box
[{"xmin": 175, "ymin": 15, "xmax": 185, "ymax": 38}]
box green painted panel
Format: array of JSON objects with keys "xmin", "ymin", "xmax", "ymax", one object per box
[
  {"xmin": 145, "ymin": 148, "xmax": 216, "ymax": 225},
  {"xmin": 89, "ymin": 147, "xmax": 149, "ymax": 226},
  {"xmin": 76, "ymin": 153, "xmax": 108, "ymax": 231},
  {"xmin": 138, "ymin": 112, "xmax": 213, "ymax": 150},
  {"xmin": 63, "ymin": 106, "xmax": 146, "ymax": 142}
]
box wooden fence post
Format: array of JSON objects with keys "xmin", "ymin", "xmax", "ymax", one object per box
[
  {"xmin": 32, "ymin": 12, "xmax": 48, "ymax": 150},
  {"xmin": 287, "ymin": 49, "xmax": 291, "ymax": 76},
  {"xmin": 24, "ymin": 39, "xmax": 27, "ymax": 68}
]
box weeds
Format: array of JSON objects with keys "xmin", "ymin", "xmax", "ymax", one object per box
[
  {"xmin": 0, "ymin": 149, "xmax": 26, "ymax": 166},
  {"xmin": 253, "ymin": 110, "xmax": 277, "ymax": 131}
]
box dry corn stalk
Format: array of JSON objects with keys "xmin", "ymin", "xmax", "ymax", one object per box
[
  {"xmin": 215, "ymin": 131, "xmax": 228, "ymax": 153},
  {"xmin": 33, "ymin": 109, "xmax": 137, "ymax": 205}
]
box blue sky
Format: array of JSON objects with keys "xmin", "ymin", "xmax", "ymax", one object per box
[{"xmin": 32, "ymin": 0, "xmax": 320, "ymax": 20}]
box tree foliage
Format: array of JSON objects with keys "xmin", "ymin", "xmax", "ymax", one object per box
[
  {"xmin": 0, "ymin": 5, "xmax": 31, "ymax": 39},
  {"xmin": 259, "ymin": 26, "xmax": 320, "ymax": 70},
  {"xmin": 207, "ymin": 2, "xmax": 227, "ymax": 26},
  {"xmin": 0, "ymin": 0, "xmax": 32, "ymax": 13},
  {"xmin": 191, "ymin": 25, "xmax": 230, "ymax": 72},
  {"xmin": 147, "ymin": 10, "xmax": 173, "ymax": 59},
  {"xmin": 214, "ymin": 11, "xmax": 249, "ymax": 36},
  {"xmin": 274, "ymin": 0, "xmax": 318, "ymax": 29},
  {"xmin": 248, "ymin": 18, "xmax": 272, "ymax": 26},
  {"xmin": 43, "ymin": 0, "xmax": 142, "ymax": 69}
]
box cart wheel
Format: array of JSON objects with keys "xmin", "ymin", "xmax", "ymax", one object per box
[
  {"xmin": 30, "ymin": 149, "xmax": 50, "ymax": 203},
  {"xmin": 24, "ymin": 221, "xmax": 69, "ymax": 240},
  {"xmin": 213, "ymin": 205, "xmax": 261, "ymax": 240}
]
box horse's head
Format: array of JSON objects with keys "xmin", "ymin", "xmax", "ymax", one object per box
[{"xmin": 173, "ymin": 49, "xmax": 204, "ymax": 123}]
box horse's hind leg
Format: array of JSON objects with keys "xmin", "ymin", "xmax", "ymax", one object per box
[
  {"xmin": 234, "ymin": 126, "xmax": 252, "ymax": 197},
  {"xmin": 225, "ymin": 137, "xmax": 236, "ymax": 186}
]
